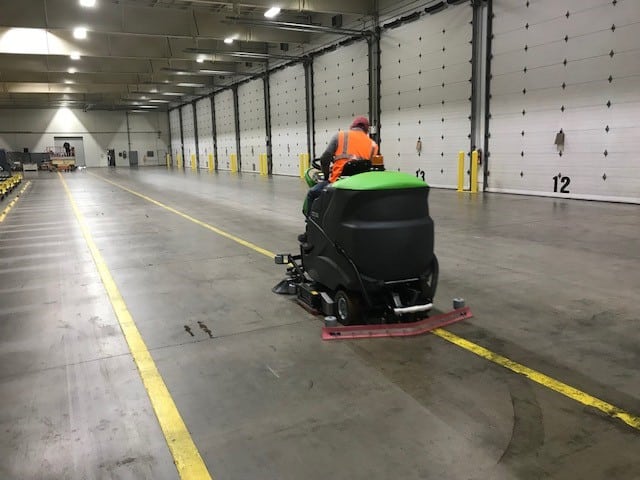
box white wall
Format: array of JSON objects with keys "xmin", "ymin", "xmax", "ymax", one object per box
[
  {"xmin": 156, "ymin": 1, "xmax": 640, "ymax": 205},
  {"xmin": 214, "ymin": 89, "xmax": 237, "ymax": 171},
  {"xmin": 489, "ymin": 0, "xmax": 640, "ymax": 203},
  {"xmin": 270, "ymin": 63, "xmax": 308, "ymax": 176},
  {"xmin": 238, "ymin": 78, "xmax": 266, "ymax": 173},
  {"xmin": 169, "ymin": 108, "xmax": 181, "ymax": 164},
  {"xmin": 380, "ymin": 4, "xmax": 473, "ymax": 188},
  {"xmin": 0, "ymin": 108, "xmax": 169, "ymax": 167},
  {"xmin": 181, "ymin": 103, "xmax": 197, "ymax": 167},
  {"xmin": 313, "ymin": 40, "xmax": 370, "ymax": 155},
  {"xmin": 195, "ymin": 97, "xmax": 214, "ymax": 169}
]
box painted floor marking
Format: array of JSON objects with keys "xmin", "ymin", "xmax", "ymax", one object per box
[
  {"xmin": 91, "ymin": 171, "xmax": 640, "ymax": 432},
  {"xmin": 0, "ymin": 181, "xmax": 31, "ymax": 223},
  {"xmin": 60, "ymin": 173, "xmax": 213, "ymax": 480}
]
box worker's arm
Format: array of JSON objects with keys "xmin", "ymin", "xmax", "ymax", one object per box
[{"xmin": 320, "ymin": 134, "xmax": 339, "ymax": 180}]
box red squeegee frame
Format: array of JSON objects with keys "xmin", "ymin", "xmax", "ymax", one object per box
[{"xmin": 321, "ymin": 306, "xmax": 473, "ymax": 341}]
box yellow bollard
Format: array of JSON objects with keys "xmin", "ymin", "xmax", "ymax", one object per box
[
  {"xmin": 457, "ymin": 151, "xmax": 465, "ymax": 192},
  {"xmin": 191, "ymin": 154, "xmax": 196, "ymax": 171},
  {"xmin": 299, "ymin": 153, "xmax": 310, "ymax": 178},
  {"xmin": 208, "ymin": 154, "xmax": 214, "ymax": 172},
  {"xmin": 230, "ymin": 154, "xmax": 238, "ymax": 173},
  {"xmin": 166, "ymin": 154, "xmax": 171, "ymax": 168},
  {"xmin": 471, "ymin": 150, "xmax": 479, "ymax": 193},
  {"xmin": 259, "ymin": 154, "xmax": 268, "ymax": 176},
  {"xmin": 177, "ymin": 153, "xmax": 182, "ymax": 169}
]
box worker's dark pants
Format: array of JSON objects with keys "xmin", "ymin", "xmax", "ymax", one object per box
[{"xmin": 304, "ymin": 180, "xmax": 328, "ymax": 216}]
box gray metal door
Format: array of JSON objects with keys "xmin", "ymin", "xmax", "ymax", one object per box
[{"xmin": 128, "ymin": 151, "xmax": 138, "ymax": 166}]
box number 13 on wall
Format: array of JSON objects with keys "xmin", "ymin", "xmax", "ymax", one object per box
[{"xmin": 553, "ymin": 174, "xmax": 571, "ymax": 194}]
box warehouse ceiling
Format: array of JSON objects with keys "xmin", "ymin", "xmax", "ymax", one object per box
[{"xmin": 0, "ymin": 0, "xmax": 375, "ymax": 111}]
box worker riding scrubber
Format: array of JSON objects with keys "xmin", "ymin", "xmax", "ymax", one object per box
[
  {"xmin": 303, "ymin": 116, "xmax": 379, "ymax": 218},
  {"xmin": 274, "ymin": 116, "xmax": 438, "ymax": 326}
]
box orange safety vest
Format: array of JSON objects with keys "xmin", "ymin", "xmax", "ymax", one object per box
[{"xmin": 329, "ymin": 130, "xmax": 379, "ymax": 183}]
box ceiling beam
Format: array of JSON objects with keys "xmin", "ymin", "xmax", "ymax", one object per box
[
  {"xmin": 0, "ymin": 55, "xmax": 259, "ymax": 76},
  {"xmin": 1, "ymin": 82, "xmax": 201, "ymax": 95},
  {"xmin": 186, "ymin": 0, "xmax": 376, "ymax": 15},
  {"xmin": 0, "ymin": 30, "xmax": 277, "ymax": 64},
  {"xmin": 225, "ymin": 16, "xmax": 367, "ymax": 35},
  {"xmin": 0, "ymin": 70, "xmax": 219, "ymax": 87},
  {"xmin": 0, "ymin": 0, "xmax": 311, "ymax": 43}
]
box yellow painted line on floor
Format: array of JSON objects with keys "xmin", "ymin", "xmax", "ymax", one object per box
[
  {"xmin": 89, "ymin": 171, "xmax": 640, "ymax": 433},
  {"xmin": 432, "ymin": 328, "xmax": 640, "ymax": 431},
  {"xmin": 89, "ymin": 172, "xmax": 275, "ymax": 259},
  {"xmin": 59, "ymin": 173, "xmax": 213, "ymax": 480},
  {"xmin": 0, "ymin": 181, "xmax": 31, "ymax": 223}
]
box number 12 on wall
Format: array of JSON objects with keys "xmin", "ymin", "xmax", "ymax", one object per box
[{"xmin": 553, "ymin": 175, "xmax": 571, "ymax": 193}]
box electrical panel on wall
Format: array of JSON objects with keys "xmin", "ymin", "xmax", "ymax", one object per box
[
  {"xmin": 313, "ymin": 41, "xmax": 369, "ymax": 155},
  {"xmin": 490, "ymin": 0, "xmax": 640, "ymax": 203},
  {"xmin": 214, "ymin": 89, "xmax": 236, "ymax": 171},
  {"xmin": 195, "ymin": 97, "xmax": 213, "ymax": 168},
  {"xmin": 379, "ymin": 4, "xmax": 473, "ymax": 188},
  {"xmin": 169, "ymin": 109, "xmax": 181, "ymax": 160},
  {"xmin": 270, "ymin": 63, "xmax": 307, "ymax": 176},
  {"xmin": 181, "ymin": 103, "xmax": 196, "ymax": 162},
  {"xmin": 238, "ymin": 78, "xmax": 266, "ymax": 173}
]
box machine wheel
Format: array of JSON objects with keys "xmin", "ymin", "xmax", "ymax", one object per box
[{"xmin": 334, "ymin": 290, "xmax": 362, "ymax": 325}]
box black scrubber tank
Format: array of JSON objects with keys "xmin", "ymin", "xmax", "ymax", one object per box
[{"xmin": 302, "ymin": 171, "xmax": 438, "ymax": 322}]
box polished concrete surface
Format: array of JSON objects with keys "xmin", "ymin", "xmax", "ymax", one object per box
[{"xmin": 1, "ymin": 167, "xmax": 639, "ymax": 479}]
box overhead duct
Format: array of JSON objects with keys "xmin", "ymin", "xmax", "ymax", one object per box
[
  {"xmin": 162, "ymin": 67, "xmax": 237, "ymax": 75},
  {"xmin": 184, "ymin": 48, "xmax": 302, "ymax": 62},
  {"xmin": 425, "ymin": 2, "xmax": 447, "ymax": 14},
  {"xmin": 224, "ymin": 17, "xmax": 366, "ymax": 36},
  {"xmin": 383, "ymin": 11, "xmax": 421, "ymax": 29}
]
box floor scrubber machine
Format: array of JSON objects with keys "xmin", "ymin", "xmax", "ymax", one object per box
[{"xmin": 273, "ymin": 158, "xmax": 439, "ymax": 326}]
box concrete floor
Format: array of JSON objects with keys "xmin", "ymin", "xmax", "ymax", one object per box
[{"xmin": 1, "ymin": 167, "xmax": 639, "ymax": 479}]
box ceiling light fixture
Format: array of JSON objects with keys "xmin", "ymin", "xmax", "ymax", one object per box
[
  {"xmin": 70, "ymin": 52, "xmax": 81, "ymax": 60},
  {"xmin": 149, "ymin": 99, "xmax": 170, "ymax": 103},
  {"xmin": 150, "ymin": 88, "xmax": 158, "ymax": 93},
  {"xmin": 161, "ymin": 92, "xmax": 183, "ymax": 96},
  {"xmin": 224, "ymin": 37, "xmax": 235, "ymax": 44},
  {"xmin": 196, "ymin": 56, "xmax": 205, "ymax": 63},
  {"xmin": 68, "ymin": 68, "xmax": 77, "ymax": 74},
  {"xmin": 73, "ymin": 27, "xmax": 87, "ymax": 39},
  {"xmin": 199, "ymin": 69, "xmax": 236, "ymax": 75},
  {"xmin": 64, "ymin": 80, "xmax": 74, "ymax": 84},
  {"xmin": 264, "ymin": 7, "xmax": 281, "ymax": 18},
  {"xmin": 79, "ymin": 0, "xmax": 96, "ymax": 6},
  {"xmin": 177, "ymin": 83, "xmax": 205, "ymax": 87}
]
